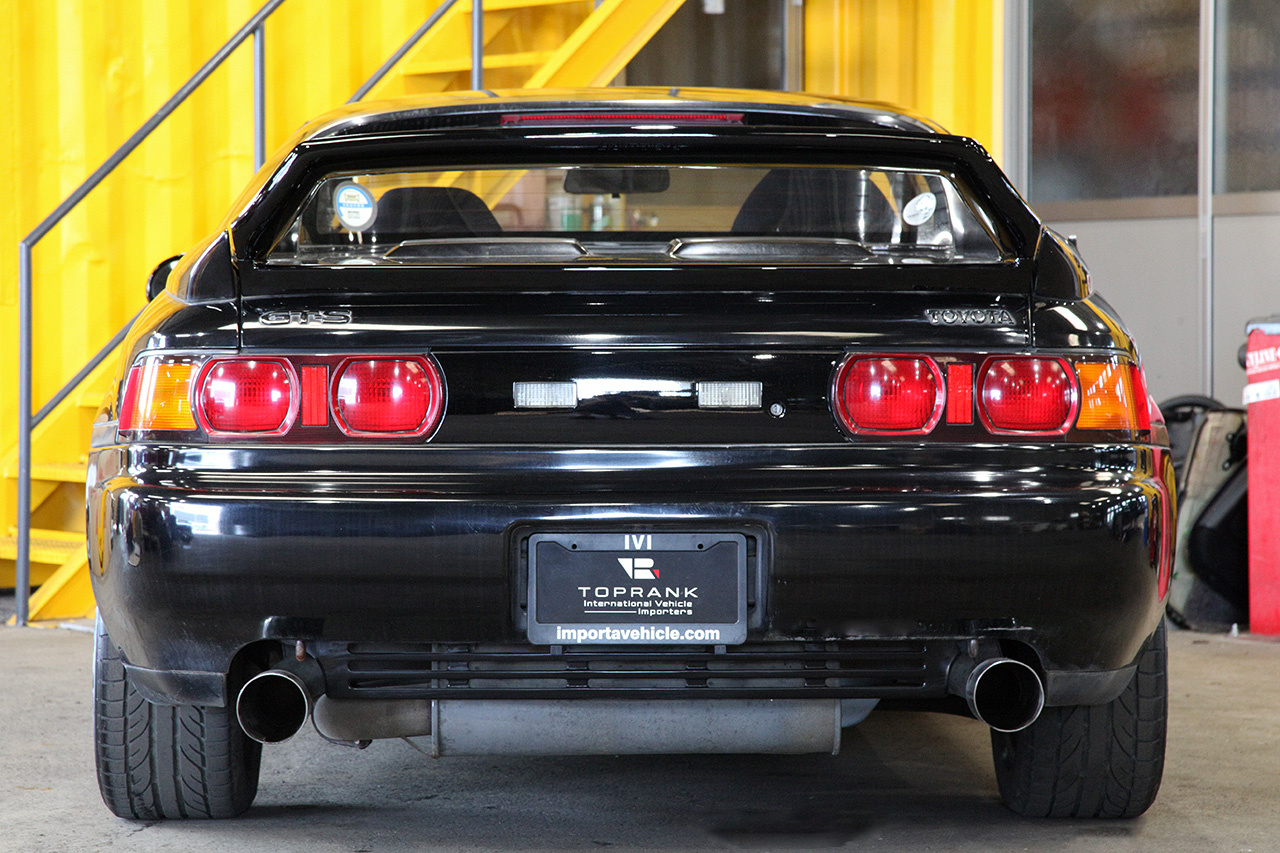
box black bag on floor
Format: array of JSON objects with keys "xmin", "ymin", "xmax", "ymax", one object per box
[{"xmin": 1167, "ymin": 409, "xmax": 1248, "ymax": 631}]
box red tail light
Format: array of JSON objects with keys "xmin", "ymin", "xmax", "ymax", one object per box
[
  {"xmin": 1154, "ymin": 449, "xmax": 1176, "ymax": 598},
  {"xmin": 834, "ymin": 356, "xmax": 943, "ymax": 434},
  {"xmin": 828, "ymin": 354, "xmax": 1154, "ymax": 440},
  {"xmin": 300, "ymin": 365, "xmax": 330, "ymax": 427},
  {"xmin": 978, "ymin": 357, "xmax": 1077, "ymax": 434},
  {"xmin": 197, "ymin": 359, "xmax": 297, "ymax": 435},
  {"xmin": 119, "ymin": 352, "xmax": 446, "ymax": 442},
  {"xmin": 1130, "ymin": 363, "xmax": 1153, "ymax": 432},
  {"xmin": 946, "ymin": 363, "xmax": 974, "ymax": 424},
  {"xmin": 333, "ymin": 357, "xmax": 444, "ymax": 437}
]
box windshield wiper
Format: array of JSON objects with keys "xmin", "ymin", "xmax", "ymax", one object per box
[
  {"xmin": 385, "ymin": 237, "xmax": 588, "ymax": 262},
  {"xmin": 667, "ymin": 237, "xmax": 872, "ymax": 261}
]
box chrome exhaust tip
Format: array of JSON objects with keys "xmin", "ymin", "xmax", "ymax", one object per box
[
  {"xmin": 955, "ymin": 657, "xmax": 1045, "ymax": 733},
  {"xmin": 236, "ymin": 665, "xmax": 320, "ymax": 744}
]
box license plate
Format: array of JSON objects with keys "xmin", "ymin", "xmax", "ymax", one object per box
[{"xmin": 527, "ymin": 532, "xmax": 747, "ymax": 645}]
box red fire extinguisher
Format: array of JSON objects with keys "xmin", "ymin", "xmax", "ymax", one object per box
[{"xmin": 1245, "ymin": 316, "xmax": 1280, "ymax": 634}]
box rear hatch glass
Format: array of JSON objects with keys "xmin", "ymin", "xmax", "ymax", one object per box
[{"xmin": 265, "ymin": 165, "xmax": 1008, "ymax": 267}]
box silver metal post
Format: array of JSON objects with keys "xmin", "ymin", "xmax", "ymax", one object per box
[
  {"xmin": 1002, "ymin": 0, "xmax": 1030, "ymax": 196},
  {"xmin": 16, "ymin": 241, "xmax": 32, "ymax": 626},
  {"xmin": 782, "ymin": 0, "xmax": 804, "ymax": 92},
  {"xmin": 253, "ymin": 22, "xmax": 266, "ymax": 169},
  {"xmin": 472, "ymin": 0, "xmax": 483, "ymax": 91},
  {"xmin": 1197, "ymin": 0, "xmax": 1216, "ymax": 397}
]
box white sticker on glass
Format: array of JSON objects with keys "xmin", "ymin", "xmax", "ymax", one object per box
[
  {"xmin": 334, "ymin": 182, "xmax": 377, "ymax": 232},
  {"xmin": 902, "ymin": 192, "xmax": 937, "ymax": 227}
]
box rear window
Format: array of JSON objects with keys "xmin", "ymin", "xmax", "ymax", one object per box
[{"xmin": 266, "ymin": 165, "xmax": 1007, "ymax": 266}]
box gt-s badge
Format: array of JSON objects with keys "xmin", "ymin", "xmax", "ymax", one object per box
[{"xmin": 259, "ymin": 309, "xmax": 352, "ymax": 326}]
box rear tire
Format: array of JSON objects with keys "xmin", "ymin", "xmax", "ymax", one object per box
[
  {"xmin": 93, "ymin": 615, "xmax": 261, "ymax": 819},
  {"xmin": 991, "ymin": 620, "xmax": 1167, "ymax": 818}
]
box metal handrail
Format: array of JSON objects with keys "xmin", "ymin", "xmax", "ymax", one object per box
[
  {"xmin": 473, "ymin": 0, "xmax": 485, "ymax": 91},
  {"xmin": 31, "ymin": 312, "xmax": 142, "ymax": 428},
  {"xmin": 13, "ymin": 0, "xmax": 470, "ymax": 624},
  {"xmin": 349, "ymin": 0, "xmax": 460, "ymax": 103}
]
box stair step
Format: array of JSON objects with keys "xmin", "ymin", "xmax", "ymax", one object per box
[
  {"xmin": 406, "ymin": 49, "xmax": 557, "ymax": 76},
  {"xmin": 33, "ymin": 462, "xmax": 88, "ymax": 483},
  {"xmin": 0, "ymin": 529, "xmax": 85, "ymax": 566},
  {"xmin": 472, "ymin": 0, "xmax": 587, "ymax": 10},
  {"xmin": 1, "ymin": 462, "xmax": 87, "ymax": 482}
]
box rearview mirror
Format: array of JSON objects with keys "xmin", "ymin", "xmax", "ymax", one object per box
[
  {"xmin": 146, "ymin": 255, "xmax": 183, "ymax": 301},
  {"xmin": 563, "ymin": 168, "xmax": 670, "ymax": 195}
]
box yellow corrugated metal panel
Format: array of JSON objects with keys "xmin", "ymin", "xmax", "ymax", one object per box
[{"xmin": 804, "ymin": 0, "xmax": 1003, "ymax": 163}]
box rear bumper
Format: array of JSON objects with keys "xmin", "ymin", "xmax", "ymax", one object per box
[{"xmin": 89, "ymin": 443, "xmax": 1169, "ymax": 707}]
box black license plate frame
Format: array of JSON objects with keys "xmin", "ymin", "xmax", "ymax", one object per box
[{"xmin": 526, "ymin": 531, "xmax": 748, "ymax": 645}]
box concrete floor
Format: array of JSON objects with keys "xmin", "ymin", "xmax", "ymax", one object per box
[{"xmin": 2, "ymin": 611, "xmax": 1278, "ymax": 853}]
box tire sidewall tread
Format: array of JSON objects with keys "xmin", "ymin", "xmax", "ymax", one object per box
[
  {"xmin": 992, "ymin": 620, "xmax": 1168, "ymax": 819},
  {"xmin": 93, "ymin": 615, "xmax": 261, "ymax": 820}
]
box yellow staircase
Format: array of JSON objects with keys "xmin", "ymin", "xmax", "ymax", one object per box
[
  {"xmin": 372, "ymin": 0, "xmax": 686, "ymax": 97},
  {"xmin": 4, "ymin": 0, "xmax": 688, "ymax": 622},
  {"xmin": 3, "ymin": 343, "xmax": 122, "ymax": 621}
]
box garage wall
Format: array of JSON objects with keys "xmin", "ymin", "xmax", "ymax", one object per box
[{"xmin": 1213, "ymin": 213, "xmax": 1280, "ymax": 405}]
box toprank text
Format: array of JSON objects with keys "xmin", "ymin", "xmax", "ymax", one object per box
[{"xmin": 579, "ymin": 586, "xmax": 698, "ymax": 600}]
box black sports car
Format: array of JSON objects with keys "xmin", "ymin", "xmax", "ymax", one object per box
[{"xmin": 88, "ymin": 88, "xmax": 1174, "ymax": 820}]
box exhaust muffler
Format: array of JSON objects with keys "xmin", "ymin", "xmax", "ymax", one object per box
[
  {"xmin": 949, "ymin": 656, "xmax": 1045, "ymax": 733},
  {"xmin": 236, "ymin": 658, "xmax": 324, "ymax": 744}
]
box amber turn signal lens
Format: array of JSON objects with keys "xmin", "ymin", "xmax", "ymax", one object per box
[
  {"xmin": 118, "ymin": 357, "xmax": 197, "ymax": 432},
  {"xmin": 1075, "ymin": 361, "xmax": 1141, "ymax": 431}
]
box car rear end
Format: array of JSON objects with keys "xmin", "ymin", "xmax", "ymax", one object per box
[{"xmin": 87, "ymin": 93, "xmax": 1172, "ymax": 818}]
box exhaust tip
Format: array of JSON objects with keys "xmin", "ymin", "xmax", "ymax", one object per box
[
  {"xmin": 236, "ymin": 669, "xmax": 313, "ymax": 744},
  {"xmin": 964, "ymin": 658, "xmax": 1045, "ymax": 733}
]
